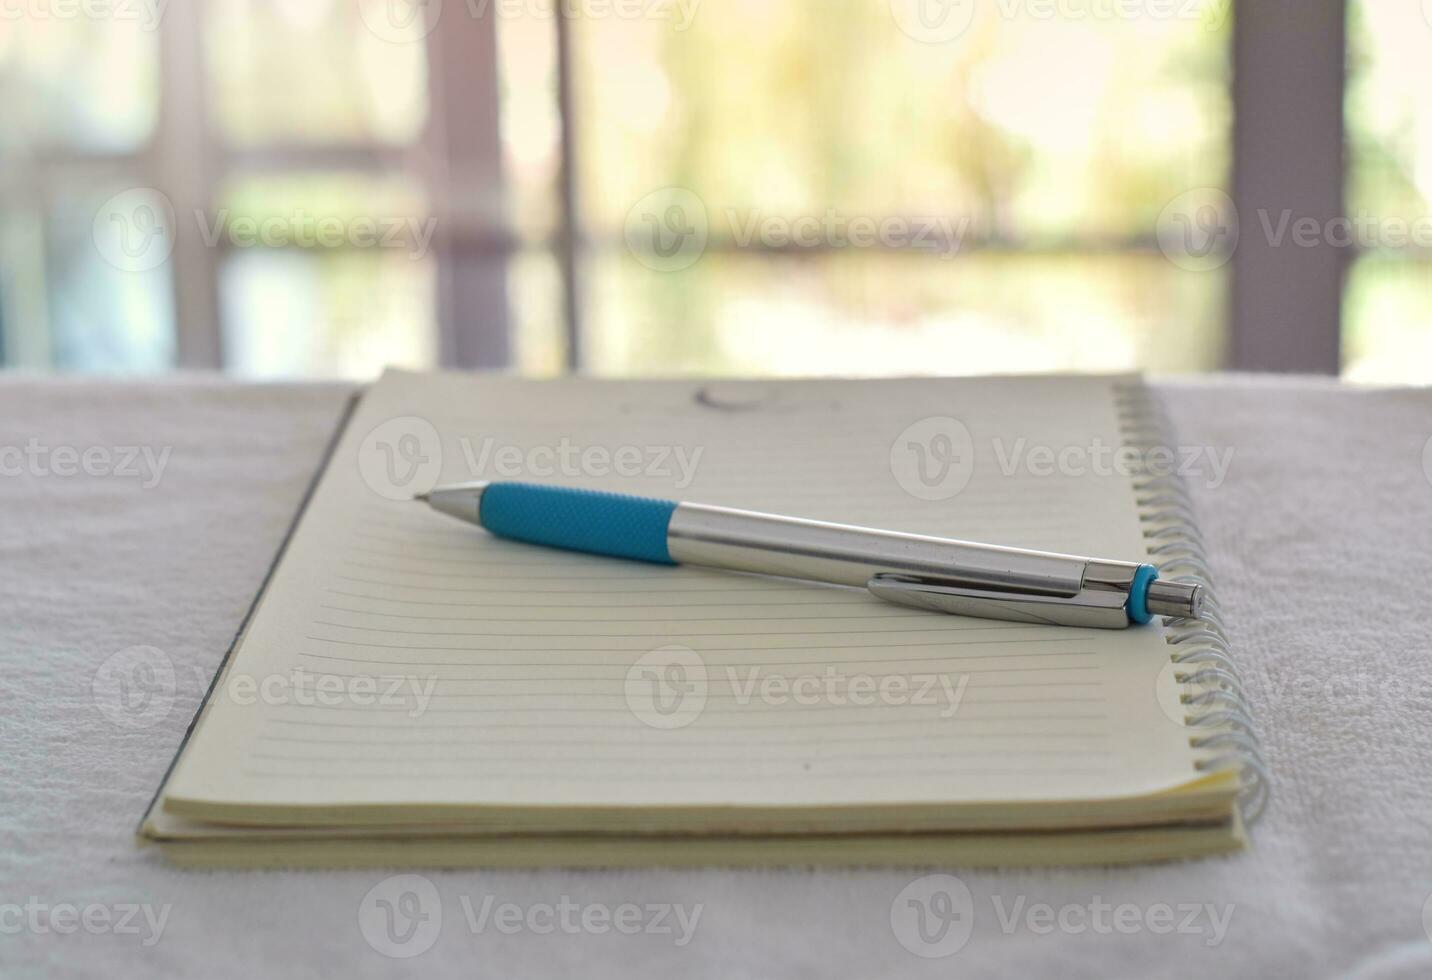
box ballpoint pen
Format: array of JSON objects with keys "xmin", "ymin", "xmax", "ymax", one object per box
[{"xmin": 415, "ymin": 480, "xmax": 1201, "ymax": 629}]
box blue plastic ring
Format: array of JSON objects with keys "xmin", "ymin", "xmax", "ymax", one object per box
[{"xmin": 1127, "ymin": 563, "xmax": 1159, "ymax": 624}]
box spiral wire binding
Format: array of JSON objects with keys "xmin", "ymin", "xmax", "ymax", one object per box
[{"xmin": 1113, "ymin": 383, "xmax": 1268, "ymax": 824}]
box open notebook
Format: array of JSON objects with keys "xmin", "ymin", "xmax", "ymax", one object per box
[{"xmin": 140, "ymin": 371, "xmax": 1264, "ymax": 867}]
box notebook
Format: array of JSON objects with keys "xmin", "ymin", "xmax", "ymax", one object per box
[{"xmin": 139, "ymin": 370, "xmax": 1265, "ymax": 867}]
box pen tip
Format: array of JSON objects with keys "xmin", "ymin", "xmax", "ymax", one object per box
[{"xmin": 412, "ymin": 492, "xmax": 430, "ymax": 503}]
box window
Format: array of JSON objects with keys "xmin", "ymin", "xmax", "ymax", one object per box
[
  {"xmin": 1343, "ymin": 2, "xmax": 1432, "ymax": 382},
  {"xmin": 562, "ymin": 3, "xmax": 1230, "ymax": 376},
  {"xmin": 1, "ymin": 0, "xmax": 507, "ymax": 376},
  {"xmin": 206, "ymin": 0, "xmax": 441, "ymax": 377},
  {"xmin": 2, "ymin": 1, "xmax": 1428, "ymax": 381},
  {"xmin": 0, "ymin": 14, "xmax": 165, "ymax": 369}
]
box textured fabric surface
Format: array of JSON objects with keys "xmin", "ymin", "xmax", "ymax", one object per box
[{"xmin": 3, "ymin": 374, "xmax": 1431, "ymax": 979}]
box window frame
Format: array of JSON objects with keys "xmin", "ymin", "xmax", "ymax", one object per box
[
  {"xmin": 1228, "ymin": 0, "xmax": 1346, "ymax": 373},
  {"xmin": 0, "ymin": 1, "xmax": 1357, "ymax": 376},
  {"xmin": 155, "ymin": 1, "xmax": 512, "ymax": 371}
]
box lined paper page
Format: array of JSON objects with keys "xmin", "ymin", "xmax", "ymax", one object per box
[{"xmin": 164, "ymin": 371, "xmax": 1199, "ymax": 815}]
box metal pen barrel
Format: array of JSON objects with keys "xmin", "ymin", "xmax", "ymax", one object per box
[{"xmin": 666, "ymin": 503, "xmax": 1092, "ymax": 594}]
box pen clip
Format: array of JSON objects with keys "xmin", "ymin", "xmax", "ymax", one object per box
[{"xmin": 866, "ymin": 573, "xmax": 1132, "ymax": 629}]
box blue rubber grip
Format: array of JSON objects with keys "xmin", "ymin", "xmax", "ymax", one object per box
[
  {"xmin": 478, "ymin": 482, "xmax": 678, "ymax": 564},
  {"xmin": 1127, "ymin": 563, "xmax": 1159, "ymax": 624}
]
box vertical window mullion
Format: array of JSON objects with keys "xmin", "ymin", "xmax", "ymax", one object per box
[
  {"xmin": 1230, "ymin": 0, "xmax": 1347, "ymax": 373},
  {"xmin": 555, "ymin": 8, "xmax": 583, "ymax": 372},
  {"xmin": 156, "ymin": 0, "xmax": 223, "ymax": 370},
  {"xmin": 425, "ymin": 11, "xmax": 512, "ymax": 369}
]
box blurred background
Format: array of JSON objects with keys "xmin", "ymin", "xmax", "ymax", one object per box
[{"xmin": 0, "ymin": 0, "xmax": 1426, "ymax": 381}]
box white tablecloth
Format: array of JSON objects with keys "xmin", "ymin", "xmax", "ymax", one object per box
[{"xmin": 4, "ymin": 375, "xmax": 1432, "ymax": 980}]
